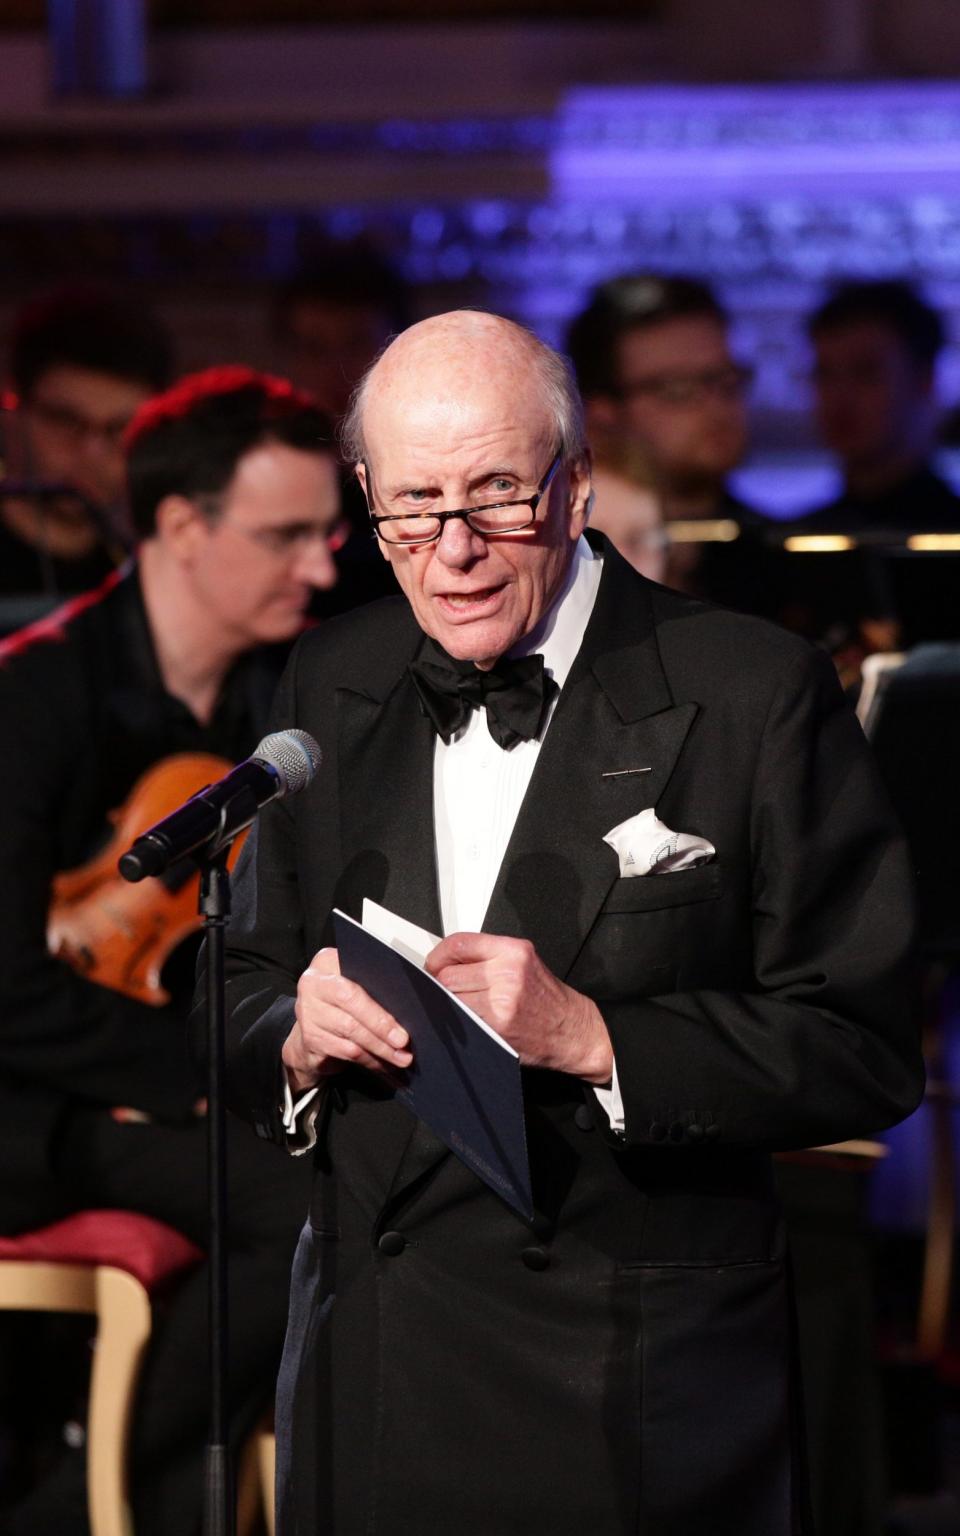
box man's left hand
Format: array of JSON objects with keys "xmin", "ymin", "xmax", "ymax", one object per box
[{"xmin": 425, "ymin": 932, "xmax": 614, "ymax": 1085}]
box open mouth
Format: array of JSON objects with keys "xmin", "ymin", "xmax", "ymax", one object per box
[{"xmin": 436, "ymin": 585, "xmax": 505, "ymax": 615}]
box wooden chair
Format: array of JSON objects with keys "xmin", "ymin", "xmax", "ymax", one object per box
[{"xmin": 0, "ymin": 1209, "xmax": 203, "ymax": 1536}]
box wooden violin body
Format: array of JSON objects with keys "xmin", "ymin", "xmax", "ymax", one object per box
[{"xmin": 48, "ymin": 753, "xmax": 248, "ymax": 1007}]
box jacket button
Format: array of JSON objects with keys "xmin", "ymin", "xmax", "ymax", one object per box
[
  {"xmin": 521, "ymin": 1245, "xmax": 550, "ymax": 1272},
  {"xmin": 669, "ymin": 1121, "xmax": 686, "ymax": 1142},
  {"xmin": 704, "ymin": 1123, "xmax": 720, "ymax": 1141},
  {"xmin": 649, "ymin": 1121, "xmax": 667, "ymax": 1141},
  {"xmin": 378, "ymin": 1230, "xmax": 406, "ymax": 1256},
  {"xmin": 574, "ymin": 1104, "xmax": 595, "ymax": 1132},
  {"xmin": 686, "ymin": 1122, "xmax": 705, "ymax": 1142}
]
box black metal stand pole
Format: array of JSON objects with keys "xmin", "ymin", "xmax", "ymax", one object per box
[{"xmin": 199, "ymin": 850, "xmax": 235, "ymax": 1536}]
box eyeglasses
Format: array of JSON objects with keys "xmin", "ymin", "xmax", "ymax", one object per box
[
  {"xmin": 26, "ymin": 397, "xmax": 134, "ymax": 449},
  {"xmin": 617, "ymin": 365, "xmax": 754, "ymax": 407},
  {"xmin": 365, "ymin": 451, "xmax": 563, "ymax": 547},
  {"xmin": 197, "ymin": 498, "xmax": 352, "ymax": 556},
  {"xmin": 230, "ymin": 517, "xmax": 352, "ymax": 556}
]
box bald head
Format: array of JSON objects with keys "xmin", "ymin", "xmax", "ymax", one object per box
[
  {"xmin": 341, "ymin": 310, "xmax": 586, "ymax": 468},
  {"xmin": 344, "ymin": 310, "xmax": 592, "ymax": 669}
]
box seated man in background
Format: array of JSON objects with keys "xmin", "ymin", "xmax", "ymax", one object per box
[
  {"xmin": 273, "ymin": 239, "xmax": 410, "ymax": 421},
  {"xmin": 792, "ymin": 279, "xmax": 960, "ymax": 651},
  {"xmin": 566, "ymin": 272, "xmax": 778, "ymax": 614},
  {"xmin": 273, "ymin": 239, "xmax": 412, "ymax": 618},
  {"xmin": 804, "ymin": 279, "xmax": 959, "ymax": 533},
  {"xmin": 0, "ymin": 366, "xmax": 343, "ymax": 1536},
  {"xmin": 1, "ymin": 286, "xmax": 173, "ymax": 606}
]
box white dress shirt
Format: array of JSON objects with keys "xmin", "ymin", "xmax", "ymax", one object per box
[
  {"xmin": 283, "ymin": 535, "xmax": 625, "ymax": 1142},
  {"xmin": 434, "ymin": 534, "xmax": 600, "ymax": 934}
]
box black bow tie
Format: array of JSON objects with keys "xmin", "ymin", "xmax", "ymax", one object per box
[{"xmin": 408, "ymin": 643, "xmax": 558, "ymax": 751}]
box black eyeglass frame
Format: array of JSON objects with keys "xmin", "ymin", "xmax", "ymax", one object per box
[
  {"xmin": 615, "ymin": 363, "xmax": 755, "ymax": 405},
  {"xmin": 363, "ymin": 450, "xmax": 564, "ymax": 546}
]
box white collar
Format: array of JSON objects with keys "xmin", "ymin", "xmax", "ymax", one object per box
[{"xmin": 511, "ymin": 535, "xmax": 602, "ymax": 693}]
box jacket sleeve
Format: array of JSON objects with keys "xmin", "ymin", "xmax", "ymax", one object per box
[
  {"xmin": 602, "ymin": 645, "xmax": 924, "ymax": 1152},
  {"xmin": 216, "ymin": 649, "xmax": 309, "ymax": 1144},
  {"xmin": 0, "ymin": 658, "xmax": 200, "ymax": 1120}
]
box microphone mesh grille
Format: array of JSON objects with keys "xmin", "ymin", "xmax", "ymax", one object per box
[{"xmin": 254, "ymin": 729, "xmax": 322, "ymax": 794}]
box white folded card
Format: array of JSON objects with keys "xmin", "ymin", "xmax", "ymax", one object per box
[{"xmin": 603, "ymin": 808, "xmax": 716, "ymax": 876}]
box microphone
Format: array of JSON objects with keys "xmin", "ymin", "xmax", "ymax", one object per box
[{"xmin": 118, "ymin": 729, "xmax": 321, "ymax": 883}]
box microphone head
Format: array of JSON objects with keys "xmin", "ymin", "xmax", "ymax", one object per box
[{"xmin": 253, "ymin": 729, "xmax": 322, "ymax": 795}]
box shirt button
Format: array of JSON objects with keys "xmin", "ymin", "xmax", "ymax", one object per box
[
  {"xmin": 521, "ymin": 1245, "xmax": 550, "ymax": 1272},
  {"xmin": 378, "ymin": 1231, "xmax": 406, "ymax": 1257}
]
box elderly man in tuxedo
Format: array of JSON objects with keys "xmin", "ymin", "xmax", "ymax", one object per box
[{"xmin": 222, "ymin": 311, "xmax": 922, "ymax": 1536}]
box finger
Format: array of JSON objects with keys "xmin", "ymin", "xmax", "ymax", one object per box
[
  {"xmin": 310, "ymin": 1006, "xmax": 413, "ymax": 1068},
  {"xmin": 426, "ymin": 931, "xmax": 513, "ymax": 974},
  {"xmin": 302, "ymin": 971, "xmax": 409, "ymax": 1048},
  {"xmin": 297, "ymin": 988, "xmax": 412, "ymax": 1064},
  {"xmin": 432, "ymin": 959, "xmax": 493, "ymax": 996},
  {"xmin": 311, "ymin": 1026, "xmax": 412, "ymax": 1074},
  {"xmin": 305, "ymin": 946, "xmax": 341, "ymax": 978}
]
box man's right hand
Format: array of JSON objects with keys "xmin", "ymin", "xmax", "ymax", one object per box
[{"xmin": 281, "ymin": 947, "xmax": 413, "ymax": 1094}]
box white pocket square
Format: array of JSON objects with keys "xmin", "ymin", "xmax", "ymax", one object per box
[{"xmin": 603, "ymin": 808, "xmax": 716, "ymax": 877}]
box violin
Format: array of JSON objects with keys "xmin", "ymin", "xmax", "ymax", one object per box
[{"xmin": 48, "ymin": 753, "xmax": 249, "ymax": 1007}]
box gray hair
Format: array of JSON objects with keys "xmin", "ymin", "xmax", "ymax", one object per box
[{"xmin": 339, "ymin": 315, "xmax": 588, "ymax": 468}]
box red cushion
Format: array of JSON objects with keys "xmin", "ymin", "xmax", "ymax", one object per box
[{"xmin": 0, "ymin": 1211, "xmax": 203, "ymax": 1291}]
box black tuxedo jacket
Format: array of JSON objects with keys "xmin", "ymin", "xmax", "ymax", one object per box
[{"xmin": 223, "ymin": 542, "xmax": 922, "ymax": 1536}]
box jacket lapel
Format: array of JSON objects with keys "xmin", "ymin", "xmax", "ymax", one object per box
[
  {"xmin": 335, "ymin": 675, "xmax": 443, "ymax": 940},
  {"xmin": 334, "ymin": 632, "xmax": 451, "ymax": 1208},
  {"xmin": 483, "ymin": 546, "xmax": 698, "ymax": 980}
]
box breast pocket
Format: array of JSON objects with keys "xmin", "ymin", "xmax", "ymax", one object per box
[
  {"xmin": 570, "ymin": 864, "xmax": 723, "ymax": 997},
  {"xmin": 600, "ymin": 862, "xmax": 722, "ymax": 914}
]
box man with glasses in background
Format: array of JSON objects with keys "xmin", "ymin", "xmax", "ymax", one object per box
[
  {"xmin": 1, "ymin": 286, "xmax": 173, "ymax": 609},
  {"xmin": 221, "ymin": 311, "xmax": 920, "ymax": 1536},
  {"xmin": 566, "ymin": 273, "xmax": 779, "ymax": 615},
  {"xmin": 0, "ymin": 367, "xmax": 346, "ymax": 1536}
]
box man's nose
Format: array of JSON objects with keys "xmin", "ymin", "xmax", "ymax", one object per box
[
  {"xmin": 294, "ymin": 537, "xmax": 338, "ymax": 591},
  {"xmin": 433, "ymin": 514, "xmax": 486, "ymax": 568}
]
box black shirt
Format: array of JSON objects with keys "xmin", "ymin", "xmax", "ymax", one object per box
[
  {"xmin": 0, "ymin": 566, "xmax": 288, "ymax": 1175},
  {"xmin": 0, "ymin": 514, "xmax": 118, "ymax": 603},
  {"xmin": 783, "ymin": 465, "xmax": 960, "ymax": 645},
  {"xmin": 799, "ymin": 464, "xmax": 960, "ymax": 534}
]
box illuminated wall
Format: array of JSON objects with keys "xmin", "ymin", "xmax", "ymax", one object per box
[{"xmin": 1, "ymin": 79, "xmax": 959, "ymax": 475}]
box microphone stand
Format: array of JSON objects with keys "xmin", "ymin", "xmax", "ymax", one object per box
[
  {"xmin": 116, "ymin": 728, "xmax": 321, "ymax": 1536},
  {"xmin": 198, "ymin": 846, "xmax": 236, "ymax": 1536}
]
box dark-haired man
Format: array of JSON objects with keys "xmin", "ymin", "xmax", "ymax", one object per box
[
  {"xmin": 0, "ymin": 367, "xmax": 343, "ymax": 1535},
  {"xmin": 1, "ymin": 286, "xmax": 173, "ymax": 604},
  {"xmin": 805, "ymin": 279, "xmax": 958, "ymax": 533},
  {"xmin": 566, "ymin": 273, "xmax": 777, "ymax": 614},
  {"xmin": 786, "ymin": 281, "xmax": 960, "ymax": 653},
  {"xmin": 272, "ymin": 242, "xmax": 412, "ymax": 618},
  {"xmin": 274, "ymin": 241, "xmax": 411, "ymax": 420}
]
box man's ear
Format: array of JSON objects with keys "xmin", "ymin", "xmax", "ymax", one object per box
[
  {"xmin": 566, "ymin": 449, "xmax": 594, "ymax": 539},
  {"xmin": 356, "ymin": 460, "xmax": 391, "ymax": 565},
  {"xmin": 154, "ymin": 494, "xmax": 207, "ymax": 558}
]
